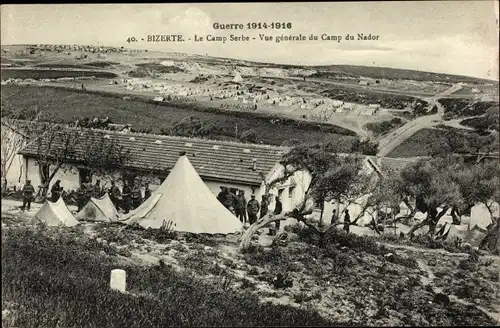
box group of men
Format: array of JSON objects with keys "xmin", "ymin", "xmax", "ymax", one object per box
[
  {"xmin": 20, "ymin": 179, "xmax": 64, "ymax": 211},
  {"xmin": 217, "ymin": 187, "xmax": 283, "ymax": 230},
  {"xmin": 72, "ymin": 179, "xmax": 152, "ymax": 213}
]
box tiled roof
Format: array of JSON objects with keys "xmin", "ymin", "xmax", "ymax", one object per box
[{"xmin": 18, "ymin": 127, "xmax": 289, "ymax": 185}]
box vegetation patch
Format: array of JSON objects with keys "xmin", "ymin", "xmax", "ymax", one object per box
[
  {"xmin": 365, "ymin": 118, "xmax": 405, "ymax": 136},
  {"xmin": 0, "ymin": 68, "xmax": 117, "ymax": 80}
]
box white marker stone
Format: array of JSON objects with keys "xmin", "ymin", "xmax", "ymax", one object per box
[{"xmin": 110, "ymin": 269, "xmax": 126, "ymax": 293}]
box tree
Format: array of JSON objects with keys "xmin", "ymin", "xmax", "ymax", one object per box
[
  {"xmin": 351, "ymin": 138, "xmax": 379, "ymax": 155},
  {"xmin": 1, "ymin": 120, "xmax": 28, "ymax": 190},
  {"xmin": 240, "ymin": 145, "xmax": 376, "ymax": 251},
  {"xmin": 400, "ymin": 156, "xmax": 464, "ymax": 237}
]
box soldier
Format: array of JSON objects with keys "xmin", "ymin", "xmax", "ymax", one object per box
[
  {"xmin": 20, "ymin": 180, "xmax": 35, "ymax": 211},
  {"xmin": 109, "ymin": 181, "xmax": 121, "ymax": 208},
  {"xmin": 273, "ymin": 196, "xmax": 283, "ymax": 235},
  {"xmin": 131, "ymin": 182, "xmax": 142, "ymax": 209},
  {"xmin": 247, "ymin": 194, "xmax": 260, "ymax": 225},
  {"xmin": 93, "ymin": 179, "xmax": 102, "ymax": 198},
  {"xmin": 234, "ymin": 190, "xmax": 247, "ymax": 223},
  {"xmin": 217, "ymin": 186, "xmax": 227, "ymax": 206},
  {"xmin": 330, "ymin": 209, "xmax": 337, "ymax": 226},
  {"xmin": 260, "ymin": 194, "xmax": 269, "ymax": 219},
  {"xmin": 50, "ymin": 180, "xmax": 63, "ymax": 202},
  {"xmin": 144, "ymin": 183, "xmax": 152, "ymax": 201},
  {"xmin": 75, "ymin": 182, "xmax": 87, "ymax": 211},
  {"xmin": 122, "ymin": 180, "xmax": 132, "ymax": 214},
  {"xmin": 343, "ymin": 209, "xmax": 351, "ymax": 233}
]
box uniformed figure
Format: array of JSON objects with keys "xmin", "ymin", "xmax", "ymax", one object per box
[
  {"xmin": 247, "ymin": 194, "xmax": 260, "ymax": 225},
  {"xmin": 144, "ymin": 183, "xmax": 152, "ymax": 201},
  {"xmin": 343, "ymin": 209, "xmax": 351, "ymax": 233},
  {"xmin": 235, "ymin": 190, "xmax": 247, "ymax": 223},
  {"xmin": 83, "ymin": 179, "xmax": 93, "ymax": 203},
  {"xmin": 131, "ymin": 183, "xmax": 142, "ymax": 209},
  {"xmin": 260, "ymin": 195, "xmax": 269, "ymax": 219},
  {"xmin": 217, "ymin": 187, "xmax": 227, "ymax": 206},
  {"xmin": 75, "ymin": 182, "xmax": 87, "ymax": 211},
  {"xmin": 50, "ymin": 180, "xmax": 63, "ymax": 202},
  {"xmin": 330, "ymin": 209, "xmax": 337, "ymax": 226},
  {"xmin": 21, "ymin": 180, "xmax": 35, "ymax": 211},
  {"xmin": 109, "ymin": 181, "xmax": 121, "ymax": 208},
  {"xmin": 93, "ymin": 180, "xmax": 102, "ymax": 198},
  {"xmin": 273, "ymin": 196, "xmax": 283, "ymax": 234},
  {"xmin": 122, "ymin": 180, "xmax": 132, "ymax": 214}
]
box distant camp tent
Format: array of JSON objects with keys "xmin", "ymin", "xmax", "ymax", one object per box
[
  {"xmin": 30, "ymin": 198, "xmax": 79, "ymax": 227},
  {"xmin": 470, "ymin": 202, "xmax": 499, "ymax": 230},
  {"xmin": 442, "ymin": 223, "xmax": 486, "ymax": 247},
  {"xmin": 232, "ymin": 72, "xmax": 243, "ymax": 83},
  {"xmin": 75, "ymin": 194, "xmax": 119, "ymax": 222},
  {"xmin": 121, "ymin": 153, "xmax": 243, "ymax": 234},
  {"xmin": 479, "ymin": 218, "xmax": 500, "ymax": 252}
]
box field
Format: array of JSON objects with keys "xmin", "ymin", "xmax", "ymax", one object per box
[
  {"xmin": 438, "ymin": 98, "xmax": 499, "ymax": 118},
  {"xmin": 1, "ymin": 84, "xmax": 358, "ymax": 148},
  {"xmin": 387, "ymin": 128, "xmax": 450, "ymax": 157},
  {"xmin": 2, "ymin": 211, "xmax": 498, "ymax": 327},
  {"xmin": 0, "ymin": 68, "xmax": 117, "ymax": 80}
]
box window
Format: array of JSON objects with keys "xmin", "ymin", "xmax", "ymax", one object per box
[
  {"xmin": 278, "ymin": 189, "xmax": 284, "ymax": 198},
  {"xmin": 79, "ymin": 168, "xmax": 92, "ymax": 185},
  {"xmin": 289, "ymin": 186, "xmax": 295, "ymax": 198}
]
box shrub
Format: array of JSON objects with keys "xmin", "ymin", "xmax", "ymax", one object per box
[{"xmin": 2, "ymin": 227, "xmax": 335, "ymax": 327}]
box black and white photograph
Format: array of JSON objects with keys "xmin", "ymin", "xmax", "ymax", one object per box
[{"xmin": 1, "ymin": 2, "xmax": 499, "ymax": 327}]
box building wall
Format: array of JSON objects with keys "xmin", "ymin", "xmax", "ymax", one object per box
[{"xmin": 1, "ymin": 125, "xmax": 26, "ymax": 189}]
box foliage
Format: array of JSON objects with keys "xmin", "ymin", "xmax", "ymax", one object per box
[
  {"xmin": 2, "ymin": 227, "xmax": 334, "ymax": 327},
  {"xmin": 438, "ymin": 99, "xmax": 498, "ymax": 118},
  {"xmin": 239, "ymin": 129, "xmax": 258, "ymax": 143},
  {"xmin": 0, "ymin": 68, "xmax": 117, "ymax": 80},
  {"xmin": 365, "ymin": 118, "xmax": 404, "ymax": 136},
  {"xmin": 351, "ymin": 138, "xmax": 379, "ymax": 155}
]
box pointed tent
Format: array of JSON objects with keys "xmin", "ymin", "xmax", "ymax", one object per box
[
  {"xmin": 470, "ymin": 202, "xmax": 499, "ymax": 230},
  {"xmin": 75, "ymin": 193, "xmax": 119, "ymax": 222},
  {"xmin": 232, "ymin": 72, "xmax": 243, "ymax": 83},
  {"xmin": 30, "ymin": 198, "xmax": 79, "ymax": 227},
  {"xmin": 121, "ymin": 154, "xmax": 243, "ymax": 234}
]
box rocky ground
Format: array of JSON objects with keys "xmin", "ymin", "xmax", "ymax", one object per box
[{"xmin": 2, "ymin": 200, "xmax": 499, "ymax": 326}]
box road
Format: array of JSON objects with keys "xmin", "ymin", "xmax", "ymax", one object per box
[{"xmin": 376, "ymin": 84, "xmax": 464, "ymax": 157}]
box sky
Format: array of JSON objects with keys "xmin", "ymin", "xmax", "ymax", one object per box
[{"xmin": 1, "ymin": 2, "xmax": 499, "ymax": 80}]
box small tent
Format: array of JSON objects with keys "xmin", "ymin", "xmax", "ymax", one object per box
[
  {"xmin": 232, "ymin": 72, "xmax": 243, "ymax": 83},
  {"xmin": 479, "ymin": 218, "xmax": 500, "ymax": 252},
  {"xmin": 121, "ymin": 154, "xmax": 243, "ymax": 234},
  {"xmin": 470, "ymin": 202, "xmax": 499, "ymax": 230},
  {"xmin": 442, "ymin": 223, "xmax": 486, "ymax": 247},
  {"xmin": 75, "ymin": 193, "xmax": 119, "ymax": 222},
  {"xmin": 30, "ymin": 198, "xmax": 79, "ymax": 227}
]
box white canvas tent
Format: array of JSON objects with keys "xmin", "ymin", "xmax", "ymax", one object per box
[
  {"xmin": 121, "ymin": 154, "xmax": 243, "ymax": 234},
  {"xmin": 75, "ymin": 194, "xmax": 119, "ymax": 222},
  {"xmin": 470, "ymin": 202, "xmax": 499, "ymax": 230},
  {"xmin": 232, "ymin": 72, "xmax": 243, "ymax": 83},
  {"xmin": 30, "ymin": 198, "xmax": 79, "ymax": 227}
]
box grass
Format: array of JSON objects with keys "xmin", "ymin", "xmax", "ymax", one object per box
[
  {"xmin": 438, "ymin": 98, "xmax": 499, "ymax": 118},
  {"xmin": 1, "ymin": 84, "xmax": 358, "ymax": 147},
  {"xmin": 364, "ymin": 118, "xmax": 405, "ymax": 136},
  {"xmin": 1, "ymin": 68, "xmax": 117, "ymax": 80},
  {"xmin": 2, "ymin": 226, "xmax": 335, "ymax": 327},
  {"xmin": 387, "ymin": 128, "xmax": 448, "ymax": 157}
]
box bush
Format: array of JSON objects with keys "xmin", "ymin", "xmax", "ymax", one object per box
[
  {"xmin": 2, "ymin": 227, "xmax": 335, "ymax": 327},
  {"xmin": 239, "ymin": 129, "xmax": 258, "ymax": 143}
]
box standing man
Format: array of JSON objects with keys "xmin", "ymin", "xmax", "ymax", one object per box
[
  {"xmin": 144, "ymin": 183, "xmax": 152, "ymax": 201},
  {"xmin": 272, "ymin": 196, "xmax": 283, "ymax": 235},
  {"xmin": 122, "ymin": 180, "xmax": 132, "ymax": 214},
  {"xmin": 247, "ymin": 194, "xmax": 260, "ymax": 225},
  {"xmin": 75, "ymin": 182, "xmax": 87, "ymax": 212},
  {"xmin": 217, "ymin": 187, "xmax": 227, "ymax": 207},
  {"xmin": 50, "ymin": 180, "xmax": 63, "ymax": 202},
  {"xmin": 109, "ymin": 181, "xmax": 121, "ymax": 209},
  {"xmin": 83, "ymin": 178, "xmax": 93, "ymax": 204},
  {"xmin": 131, "ymin": 182, "xmax": 142, "ymax": 209},
  {"xmin": 93, "ymin": 179, "xmax": 102, "ymax": 198},
  {"xmin": 343, "ymin": 209, "xmax": 351, "ymax": 233},
  {"xmin": 235, "ymin": 190, "xmax": 248, "ymax": 224},
  {"xmin": 260, "ymin": 194, "xmax": 269, "ymax": 219},
  {"xmin": 330, "ymin": 209, "xmax": 337, "ymax": 226},
  {"xmin": 21, "ymin": 180, "xmax": 35, "ymax": 211}
]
